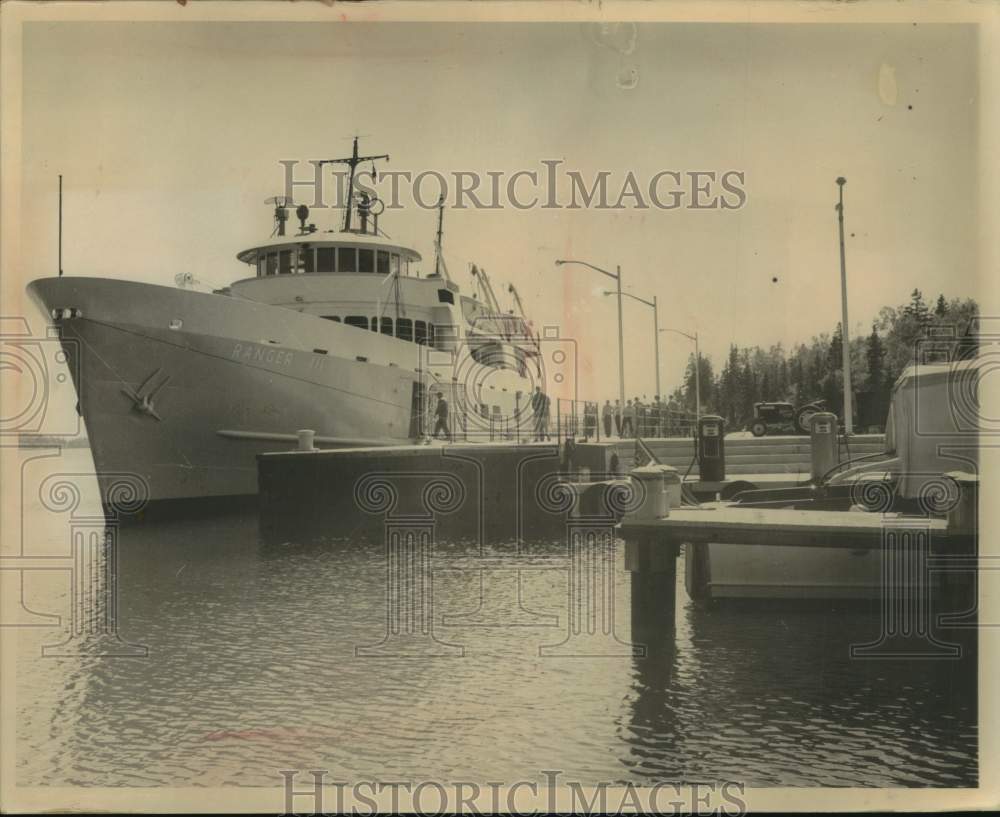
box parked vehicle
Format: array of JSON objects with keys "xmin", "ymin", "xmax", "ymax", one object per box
[{"xmin": 749, "ymin": 399, "xmax": 828, "ymax": 437}]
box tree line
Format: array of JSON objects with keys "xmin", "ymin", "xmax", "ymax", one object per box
[{"xmin": 669, "ymin": 290, "xmax": 979, "ymax": 430}]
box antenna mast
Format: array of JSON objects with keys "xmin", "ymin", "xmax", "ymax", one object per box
[
  {"xmin": 320, "ymin": 137, "xmax": 389, "ymax": 233},
  {"xmin": 58, "ymin": 175, "xmax": 63, "ymax": 277},
  {"xmin": 434, "ymin": 195, "xmax": 445, "ymax": 277}
]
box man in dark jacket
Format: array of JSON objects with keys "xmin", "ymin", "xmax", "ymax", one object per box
[
  {"xmin": 602, "ymin": 400, "xmax": 613, "ymax": 438},
  {"xmin": 433, "ymin": 393, "xmax": 450, "ymax": 440}
]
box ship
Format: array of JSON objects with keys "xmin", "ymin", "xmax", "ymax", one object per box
[{"xmin": 28, "ymin": 140, "xmax": 545, "ymax": 507}]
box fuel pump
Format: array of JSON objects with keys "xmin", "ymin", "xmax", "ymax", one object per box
[
  {"xmin": 697, "ymin": 415, "xmax": 726, "ymax": 482},
  {"xmin": 809, "ymin": 411, "xmax": 839, "ymax": 483}
]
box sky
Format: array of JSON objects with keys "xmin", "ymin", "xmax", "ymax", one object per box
[{"xmin": 19, "ymin": 20, "xmax": 982, "ymax": 402}]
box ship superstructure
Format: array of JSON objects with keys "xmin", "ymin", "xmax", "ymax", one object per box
[{"xmin": 28, "ymin": 140, "xmax": 544, "ymax": 504}]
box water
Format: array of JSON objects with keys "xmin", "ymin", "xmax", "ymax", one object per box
[{"xmin": 13, "ymin": 450, "xmax": 977, "ymax": 788}]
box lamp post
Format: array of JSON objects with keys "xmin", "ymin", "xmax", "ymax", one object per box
[
  {"xmin": 604, "ymin": 290, "xmax": 660, "ymax": 399},
  {"xmin": 555, "ymin": 259, "xmax": 625, "ymax": 413},
  {"xmin": 661, "ymin": 328, "xmax": 700, "ymax": 422},
  {"xmin": 835, "ymin": 177, "xmax": 854, "ymax": 435}
]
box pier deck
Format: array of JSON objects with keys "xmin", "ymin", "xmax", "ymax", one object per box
[{"xmin": 619, "ymin": 506, "xmax": 963, "ymax": 550}]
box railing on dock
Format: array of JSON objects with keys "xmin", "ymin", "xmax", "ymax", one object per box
[
  {"xmin": 418, "ymin": 390, "xmax": 697, "ymax": 444},
  {"xmin": 552, "ymin": 398, "xmax": 697, "ymax": 441}
]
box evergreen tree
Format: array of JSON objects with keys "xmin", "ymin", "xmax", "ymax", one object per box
[
  {"xmin": 903, "ymin": 288, "xmax": 932, "ymax": 324},
  {"xmin": 828, "ymin": 323, "xmax": 843, "ymax": 371},
  {"xmin": 865, "ymin": 324, "xmax": 885, "ymax": 391},
  {"xmin": 666, "ymin": 291, "xmax": 977, "ymax": 432}
]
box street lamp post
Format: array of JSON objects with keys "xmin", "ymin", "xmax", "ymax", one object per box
[
  {"xmin": 604, "ymin": 290, "xmax": 660, "ymax": 399},
  {"xmin": 835, "ymin": 177, "xmax": 854, "ymax": 435},
  {"xmin": 661, "ymin": 328, "xmax": 700, "ymax": 422},
  {"xmin": 555, "ymin": 259, "xmax": 625, "ymax": 413}
]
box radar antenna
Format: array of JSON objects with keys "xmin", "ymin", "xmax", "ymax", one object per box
[{"xmin": 264, "ymin": 195, "xmax": 293, "ymax": 237}]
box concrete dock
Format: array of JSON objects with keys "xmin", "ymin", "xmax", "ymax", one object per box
[
  {"xmin": 577, "ymin": 433, "xmax": 886, "ymax": 477},
  {"xmin": 259, "ymin": 442, "xmax": 572, "ymax": 543},
  {"xmin": 620, "ymin": 506, "xmax": 960, "ymax": 549},
  {"xmin": 257, "ymin": 433, "xmax": 887, "ymax": 542}
]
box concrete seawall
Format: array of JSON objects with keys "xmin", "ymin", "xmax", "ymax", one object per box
[
  {"xmin": 257, "ymin": 434, "xmax": 887, "ymax": 543},
  {"xmin": 258, "ymin": 443, "xmax": 602, "ymax": 544}
]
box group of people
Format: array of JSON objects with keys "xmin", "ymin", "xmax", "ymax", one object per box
[
  {"xmin": 427, "ymin": 389, "xmax": 682, "ymax": 443},
  {"xmin": 547, "ymin": 395, "xmax": 685, "ymax": 440},
  {"xmin": 599, "ymin": 396, "xmax": 682, "ymax": 439}
]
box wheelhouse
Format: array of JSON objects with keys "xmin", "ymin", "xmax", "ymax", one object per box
[{"xmin": 236, "ymin": 236, "xmax": 421, "ymax": 279}]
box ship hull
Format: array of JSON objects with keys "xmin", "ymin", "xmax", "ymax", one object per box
[{"xmin": 28, "ymin": 277, "xmax": 533, "ymax": 505}]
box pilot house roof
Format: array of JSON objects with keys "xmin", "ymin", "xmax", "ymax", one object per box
[{"xmin": 236, "ymin": 232, "xmax": 422, "ymax": 265}]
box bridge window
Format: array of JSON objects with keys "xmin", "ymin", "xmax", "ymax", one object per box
[
  {"xmin": 390, "ymin": 253, "xmax": 400, "ymax": 276},
  {"xmin": 265, "ymin": 252, "xmax": 278, "ymax": 276},
  {"xmin": 396, "ymin": 318, "xmax": 413, "ymax": 342},
  {"xmin": 317, "ymin": 247, "xmax": 335, "ymax": 273},
  {"xmin": 338, "ymin": 247, "xmax": 357, "ymax": 273},
  {"xmin": 279, "ymin": 250, "xmax": 293, "ymax": 274},
  {"xmin": 415, "ymin": 320, "xmax": 427, "ymax": 345},
  {"xmin": 378, "ymin": 317, "xmax": 393, "ymax": 335},
  {"xmin": 345, "ymin": 316, "xmax": 369, "ymax": 330},
  {"xmin": 377, "ymin": 251, "xmax": 390, "ymax": 275},
  {"xmin": 369, "ymin": 317, "xmax": 379, "ymax": 332},
  {"xmin": 359, "ymin": 248, "xmax": 375, "ymax": 273},
  {"xmin": 322, "ymin": 315, "xmax": 341, "ymax": 322},
  {"xmin": 300, "ymin": 247, "xmax": 315, "ymax": 273}
]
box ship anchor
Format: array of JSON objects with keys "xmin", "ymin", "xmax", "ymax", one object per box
[{"xmin": 121, "ymin": 367, "xmax": 171, "ymax": 421}]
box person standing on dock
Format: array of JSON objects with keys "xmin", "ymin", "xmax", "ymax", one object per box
[
  {"xmin": 602, "ymin": 400, "xmax": 613, "ymax": 438},
  {"xmin": 584, "ymin": 402, "xmax": 597, "ymax": 440},
  {"xmin": 621, "ymin": 399, "xmax": 634, "ymax": 437},
  {"xmin": 614, "ymin": 400, "xmax": 623, "ymax": 437},
  {"xmin": 432, "ymin": 392, "xmax": 451, "ymax": 441},
  {"xmin": 667, "ymin": 396, "xmax": 680, "ymax": 437},
  {"xmin": 531, "ymin": 386, "xmax": 549, "ymax": 441}
]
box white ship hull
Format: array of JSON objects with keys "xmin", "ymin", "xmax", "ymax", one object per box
[{"xmin": 28, "ymin": 277, "xmax": 535, "ymax": 505}]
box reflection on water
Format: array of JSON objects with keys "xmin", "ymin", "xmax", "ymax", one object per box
[{"xmin": 15, "ymin": 502, "xmax": 976, "ymax": 788}]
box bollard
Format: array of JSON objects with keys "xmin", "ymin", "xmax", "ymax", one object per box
[
  {"xmin": 809, "ymin": 411, "xmax": 839, "ymax": 482},
  {"xmin": 945, "ymin": 471, "xmax": 978, "ymax": 536},
  {"xmin": 627, "ymin": 465, "xmax": 669, "ymax": 522},
  {"xmin": 297, "ymin": 429, "xmax": 316, "ymax": 451},
  {"xmin": 661, "ymin": 465, "xmax": 682, "ymax": 509}
]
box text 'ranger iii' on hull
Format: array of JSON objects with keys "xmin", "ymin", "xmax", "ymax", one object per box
[{"xmin": 29, "ymin": 140, "xmax": 546, "ymax": 506}]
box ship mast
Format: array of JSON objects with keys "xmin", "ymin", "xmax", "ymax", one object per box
[{"xmin": 320, "ymin": 137, "xmax": 389, "ymax": 233}]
